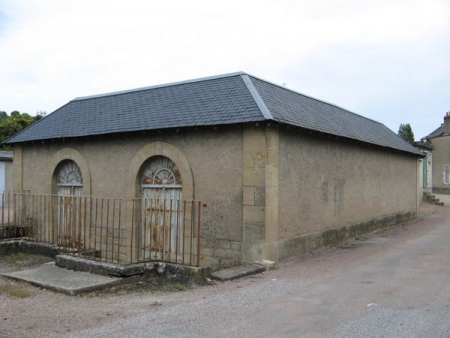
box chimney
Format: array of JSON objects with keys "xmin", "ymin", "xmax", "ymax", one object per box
[{"xmin": 444, "ymin": 112, "xmax": 450, "ymax": 134}]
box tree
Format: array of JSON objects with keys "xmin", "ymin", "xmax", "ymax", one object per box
[
  {"xmin": 34, "ymin": 111, "xmax": 47, "ymax": 121},
  {"xmin": 398, "ymin": 123, "xmax": 415, "ymax": 143},
  {"xmin": 0, "ymin": 111, "xmax": 41, "ymax": 150}
]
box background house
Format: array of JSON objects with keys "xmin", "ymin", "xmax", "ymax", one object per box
[
  {"xmin": 0, "ymin": 151, "xmax": 13, "ymax": 193},
  {"xmin": 422, "ymin": 113, "xmax": 450, "ymax": 193},
  {"xmin": 5, "ymin": 72, "xmax": 422, "ymax": 268},
  {"xmin": 414, "ymin": 142, "xmax": 433, "ymax": 196}
]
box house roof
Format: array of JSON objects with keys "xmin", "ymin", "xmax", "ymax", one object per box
[
  {"xmin": 5, "ymin": 72, "xmax": 421, "ymax": 156},
  {"xmin": 423, "ymin": 124, "xmax": 445, "ymax": 140},
  {"xmin": 413, "ymin": 141, "xmax": 434, "ymax": 152}
]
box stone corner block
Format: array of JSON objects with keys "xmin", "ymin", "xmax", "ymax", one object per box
[{"xmin": 254, "ymin": 259, "xmax": 277, "ymax": 271}]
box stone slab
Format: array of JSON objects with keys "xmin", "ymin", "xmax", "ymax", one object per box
[
  {"xmin": 1, "ymin": 262, "xmax": 124, "ymax": 296},
  {"xmin": 211, "ymin": 264, "xmax": 265, "ymax": 281}
]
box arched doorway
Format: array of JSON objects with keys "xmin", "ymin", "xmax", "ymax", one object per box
[
  {"xmin": 55, "ymin": 160, "xmax": 83, "ymax": 247},
  {"xmin": 140, "ymin": 156, "xmax": 183, "ymax": 260}
]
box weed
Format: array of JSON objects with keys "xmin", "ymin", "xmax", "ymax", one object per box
[{"xmin": 166, "ymin": 283, "xmax": 186, "ymax": 292}]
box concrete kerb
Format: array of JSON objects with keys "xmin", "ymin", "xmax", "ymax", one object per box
[
  {"xmin": 1, "ymin": 240, "xmax": 211, "ymax": 284},
  {"xmin": 0, "ymin": 240, "xmax": 288, "ymax": 296},
  {"xmin": 55, "ymin": 255, "xmax": 145, "ymax": 277},
  {"xmin": 0, "ymin": 239, "xmax": 60, "ymax": 257}
]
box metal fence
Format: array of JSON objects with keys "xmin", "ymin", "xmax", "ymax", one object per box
[{"xmin": 0, "ymin": 192, "xmax": 203, "ymax": 266}]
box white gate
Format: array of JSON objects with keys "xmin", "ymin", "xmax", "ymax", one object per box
[
  {"xmin": 141, "ymin": 156, "xmax": 183, "ymax": 260},
  {"xmin": 56, "ymin": 161, "xmax": 83, "ymax": 247}
]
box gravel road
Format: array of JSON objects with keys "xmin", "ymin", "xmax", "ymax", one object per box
[{"xmin": 1, "ymin": 196, "xmax": 450, "ymax": 337}]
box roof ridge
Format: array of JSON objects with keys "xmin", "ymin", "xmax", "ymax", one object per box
[
  {"xmin": 72, "ymin": 71, "xmax": 247, "ymax": 102},
  {"xmin": 240, "ymin": 74, "xmax": 273, "ymax": 120},
  {"xmin": 246, "ymin": 74, "xmax": 385, "ymax": 126}
]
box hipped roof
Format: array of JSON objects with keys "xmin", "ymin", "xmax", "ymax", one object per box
[{"xmin": 5, "ymin": 72, "xmax": 421, "ymax": 156}]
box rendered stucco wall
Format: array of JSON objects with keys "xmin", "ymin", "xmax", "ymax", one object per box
[
  {"xmin": 16, "ymin": 127, "xmax": 243, "ymax": 267},
  {"xmin": 278, "ymin": 129, "xmax": 418, "ymax": 258},
  {"xmin": 13, "ymin": 124, "xmax": 419, "ymax": 267}
]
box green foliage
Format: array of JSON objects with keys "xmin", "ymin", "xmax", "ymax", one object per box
[
  {"xmin": 398, "ymin": 123, "xmax": 415, "ymax": 143},
  {"xmin": 0, "ymin": 111, "xmax": 46, "ymax": 150}
]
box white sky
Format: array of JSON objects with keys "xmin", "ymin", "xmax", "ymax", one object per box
[{"xmin": 1, "ymin": 0, "xmax": 449, "ymax": 140}]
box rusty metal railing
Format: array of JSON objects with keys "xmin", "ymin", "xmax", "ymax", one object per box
[{"xmin": 0, "ymin": 192, "xmax": 203, "ymax": 267}]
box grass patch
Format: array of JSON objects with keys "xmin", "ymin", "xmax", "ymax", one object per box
[
  {"xmin": 0, "ymin": 283, "xmax": 32, "ymax": 298},
  {"xmin": 135, "ymin": 282, "xmax": 187, "ymax": 293},
  {"xmin": 97, "ymin": 280, "xmax": 189, "ymax": 296},
  {"xmin": 3, "ymin": 252, "xmax": 52, "ymax": 268},
  {"xmin": 6, "ymin": 252, "xmax": 29, "ymax": 265},
  {"xmin": 165, "ymin": 283, "xmax": 186, "ymax": 292}
]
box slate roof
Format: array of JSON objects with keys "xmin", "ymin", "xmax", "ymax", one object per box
[{"xmin": 5, "ymin": 72, "xmax": 421, "ymax": 156}]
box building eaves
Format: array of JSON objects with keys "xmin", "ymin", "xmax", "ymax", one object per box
[
  {"xmin": 413, "ymin": 141, "xmax": 434, "ymax": 151},
  {"xmin": 0, "ymin": 151, "xmax": 13, "ymax": 161}
]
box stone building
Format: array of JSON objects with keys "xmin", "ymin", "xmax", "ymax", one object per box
[
  {"xmin": 5, "ymin": 72, "xmax": 421, "ymax": 268},
  {"xmin": 422, "ymin": 112, "xmax": 450, "ymax": 193},
  {"xmin": 413, "ymin": 142, "xmax": 433, "ymax": 196},
  {"xmin": 0, "ymin": 151, "xmax": 13, "ymax": 193}
]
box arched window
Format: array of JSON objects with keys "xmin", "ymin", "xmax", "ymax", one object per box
[{"xmin": 141, "ymin": 156, "xmax": 182, "ymax": 187}]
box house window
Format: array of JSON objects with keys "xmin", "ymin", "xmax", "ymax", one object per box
[
  {"xmin": 444, "ymin": 165, "xmax": 450, "ymax": 184},
  {"xmin": 141, "ymin": 156, "xmax": 182, "ymax": 187}
]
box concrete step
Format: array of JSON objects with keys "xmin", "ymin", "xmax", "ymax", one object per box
[
  {"xmin": 423, "ymin": 192, "xmax": 444, "ymax": 206},
  {"xmin": 211, "ymin": 264, "xmax": 266, "ymax": 281}
]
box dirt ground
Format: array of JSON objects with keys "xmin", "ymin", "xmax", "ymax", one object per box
[{"xmin": 0, "ymin": 196, "xmax": 449, "ymax": 338}]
